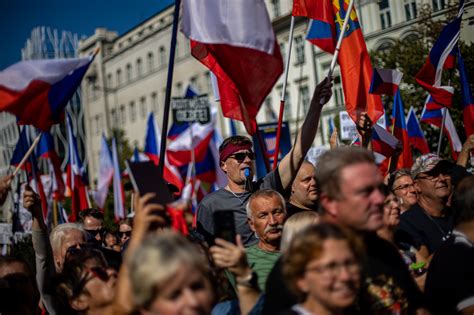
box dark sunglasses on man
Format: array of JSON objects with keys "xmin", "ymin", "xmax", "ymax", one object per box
[
  {"xmin": 85, "ymin": 228, "xmax": 105, "ymax": 238},
  {"xmin": 118, "ymin": 231, "xmax": 132, "ymax": 238},
  {"xmin": 229, "ymin": 151, "xmax": 256, "ymax": 162}
]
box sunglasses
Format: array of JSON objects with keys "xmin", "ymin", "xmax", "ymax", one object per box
[
  {"xmin": 119, "ymin": 231, "xmax": 132, "ymax": 238},
  {"xmin": 229, "ymin": 152, "xmax": 255, "ymax": 162},
  {"xmin": 85, "ymin": 228, "xmax": 105, "ymax": 237}
]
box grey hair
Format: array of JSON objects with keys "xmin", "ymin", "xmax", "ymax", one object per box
[
  {"xmin": 280, "ymin": 211, "xmax": 320, "ymax": 252},
  {"xmin": 49, "ymin": 223, "xmax": 86, "ymax": 254},
  {"xmin": 246, "ymin": 189, "xmax": 286, "ymax": 219},
  {"xmin": 128, "ymin": 231, "xmax": 210, "ymax": 309}
]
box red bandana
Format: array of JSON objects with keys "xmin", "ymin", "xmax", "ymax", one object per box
[{"xmin": 219, "ymin": 143, "xmax": 252, "ymax": 162}]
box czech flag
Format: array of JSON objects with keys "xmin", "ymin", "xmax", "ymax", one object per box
[
  {"xmin": 65, "ymin": 113, "xmax": 90, "ymax": 222},
  {"xmin": 406, "ymin": 107, "xmax": 430, "ymax": 155},
  {"xmin": 305, "ymin": 0, "xmax": 384, "ymax": 125},
  {"xmin": 37, "ymin": 131, "xmax": 65, "ymax": 201},
  {"xmin": 94, "ymin": 135, "xmax": 114, "ymax": 209},
  {"xmin": 458, "ymin": 50, "xmax": 474, "ymax": 138},
  {"xmin": 392, "ymin": 91, "xmax": 412, "ymax": 168},
  {"xmin": 181, "ymin": 0, "xmax": 283, "ymax": 134},
  {"xmin": 371, "ymin": 124, "xmax": 400, "ymax": 165},
  {"xmin": 415, "ymin": 0, "xmax": 464, "ymax": 108},
  {"xmin": 369, "ymin": 69, "xmax": 403, "ymax": 96},
  {"xmin": 0, "ymin": 56, "xmax": 94, "ymax": 131},
  {"xmin": 111, "ymin": 138, "xmax": 126, "ymax": 220}
]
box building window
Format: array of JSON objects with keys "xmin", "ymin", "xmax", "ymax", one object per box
[
  {"xmin": 300, "ymin": 86, "xmax": 310, "ymax": 114},
  {"xmin": 432, "ymin": 0, "xmax": 445, "ymax": 12},
  {"xmin": 126, "ymin": 63, "xmax": 132, "ymax": 82},
  {"xmin": 280, "ymin": 42, "xmax": 286, "ymax": 64},
  {"xmin": 159, "ymin": 46, "xmax": 166, "ymax": 66},
  {"xmin": 120, "ymin": 105, "xmax": 126, "ymax": 124},
  {"xmin": 271, "ymin": 0, "xmax": 281, "ymax": 18},
  {"xmin": 129, "ymin": 101, "xmax": 136, "ymax": 122},
  {"xmin": 151, "ymin": 92, "xmax": 158, "ymax": 113},
  {"xmin": 284, "ymin": 90, "xmax": 292, "ymax": 120},
  {"xmin": 264, "ymin": 97, "xmax": 276, "ymax": 121},
  {"xmin": 107, "ymin": 73, "xmax": 113, "ymax": 88},
  {"xmin": 295, "ymin": 36, "xmax": 305, "ymax": 64},
  {"xmin": 176, "ymin": 82, "xmax": 183, "ymax": 96},
  {"xmin": 190, "ymin": 76, "xmax": 199, "ymax": 92},
  {"xmin": 111, "ymin": 109, "xmax": 117, "ymax": 128},
  {"xmin": 404, "ymin": 0, "xmax": 417, "ymax": 21},
  {"xmin": 136, "ymin": 58, "xmax": 143, "ymax": 77},
  {"xmin": 147, "ymin": 52, "xmax": 154, "ymax": 71},
  {"xmin": 379, "ymin": 0, "xmax": 392, "ymax": 30},
  {"xmin": 140, "ymin": 97, "xmax": 147, "ymax": 118},
  {"xmin": 333, "ymin": 76, "xmax": 344, "ymax": 107},
  {"xmin": 205, "ymin": 72, "xmax": 213, "ymax": 95},
  {"xmin": 116, "ymin": 69, "xmax": 122, "ymax": 86}
]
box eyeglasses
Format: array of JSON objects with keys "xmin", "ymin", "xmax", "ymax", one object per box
[
  {"xmin": 73, "ymin": 266, "xmax": 110, "ymax": 297},
  {"xmin": 119, "ymin": 231, "xmax": 132, "ymax": 238},
  {"xmin": 393, "ymin": 183, "xmax": 415, "ymax": 191},
  {"xmin": 416, "ymin": 169, "xmax": 450, "ymax": 181},
  {"xmin": 229, "ymin": 152, "xmax": 256, "ymax": 162},
  {"xmin": 85, "ymin": 228, "xmax": 105, "ymax": 237},
  {"xmin": 306, "ymin": 259, "xmax": 360, "ymax": 279}
]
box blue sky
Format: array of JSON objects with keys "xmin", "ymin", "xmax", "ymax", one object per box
[{"xmin": 0, "ymin": 0, "xmax": 174, "ymax": 70}]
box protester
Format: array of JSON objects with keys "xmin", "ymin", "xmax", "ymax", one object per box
[
  {"xmin": 425, "ymin": 175, "xmax": 474, "ymax": 315},
  {"xmin": 281, "ymin": 223, "xmax": 363, "ymax": 315},
  {"xmin": 456, "ymin": 134, "xmax": 474, "ymax": 168},
  {"xmin": 287, "ymin": 161, "xmax": 319, "ymax": 217},
  {"xmin": 118, "ymin": 218, "xmax": 133, "ymax": 247},
  {"xmin": 81, "ymin": 208, "xmax": 105, "ymax": 244},
  {"xmin": 316, "ymin": 147, "xmax": 426, "ymax": 314},
  {"xmin": 280, "ymin": 211, "xmax": 320, "ymax": 252},
  {"xmin": 196, "ymin": 77, "xmax": 333, "ymax": 246},
  {"xmin": 388, "ymin": 169, "xmax": 418, "ymax": 213},
  {"xmin": 397, "ymin": 153, "xmax": 454, "ymax": 254},
  {"xmin": 103, "ymin": 230, "xmax": 121, "ymax": 252}
]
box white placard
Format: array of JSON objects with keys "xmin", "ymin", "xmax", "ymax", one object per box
[{"xmin": 339, "ymin": 111, "xmax": 387, "ymax": 140}]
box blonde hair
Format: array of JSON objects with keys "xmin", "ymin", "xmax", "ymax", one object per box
[{"xmin": 280, "ymin": 211, "xmax": 319, "ymax": 252}]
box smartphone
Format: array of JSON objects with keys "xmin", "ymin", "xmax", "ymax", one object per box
[
  {"xmin": 213, "ymin": 211, "xmax": 236, "ymax": 244},
  {"xmin": 126, "ymin": 161, "xmax": 173, "ymax": 205}
]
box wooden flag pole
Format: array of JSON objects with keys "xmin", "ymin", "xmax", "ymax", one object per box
[
  {"xmin": 12, "ymin": 133, "xmax": 42, "ymax": 177},
  {"xmin": 272, "ymin": 16, "xmax": 295, "ymax": 170},
  {"xmin": 159, "ymin": 0, "xmax": 181, "ymax": 177}
]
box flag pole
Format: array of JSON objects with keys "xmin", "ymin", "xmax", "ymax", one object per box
[
  {"xmin": 272, "ymin": 16, "xmax": 295, "ymax": 170},
  {"xmin": 12, "ymin": 133, "xmax": 42, "ymax": 177},
  {"xmin": 159, "ymin": 0, "xmax": 181, "ymax": 177},
  {"xmin": 436, "ymin": 107, "xmax": 447, "ymax": 156}
]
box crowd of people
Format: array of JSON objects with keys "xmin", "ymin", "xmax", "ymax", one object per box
[{"xmin": 0, "ymin": 77, "xmax": 473, "ymax": 315}]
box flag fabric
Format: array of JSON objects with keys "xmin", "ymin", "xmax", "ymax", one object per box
[
  {"xmin": 406, "ymin": 107, "xmax": 430, "ymax": 154},
  {"xmin": 305, "ymin": 0, "xmax": 384, "ymax": 125},
  {"xmin": 415, "ymin": 0, "xmax": 464, "ymax": 108},
  {"xmin": 94, "ymin": 135, "xmax": 114, "ymax": 209},
  {"xmin": 10, "ymin": 127, "xmax": 33, "ymax": 172},
  {"xmin": 131, "ymin": 146, "xmax": 148, "ymax": 163},
  {"xmin": 369, "ymin": 69, "xmax": 403, "ymax": 96},
  {"xmin": 111, "ymin": 138, "xmax": 126, "ymax": 220},
  {"xmin": 0, "ymin": 56, "xmax": 93, "ymax": 131},
  {"xmin": 421, "ymin": 105, "xmax": 462, "ymax": 159},
  {"xmin": 371, "ymin": 124, "xmax": 400, "ymax": 164},
  {"xmin": 181, "ymin": 0, "xmax": 283, "ymax": 134},
  {"xmin": 392, "ymin": 91, "xmax": 412, "ymax": 168},
  {"xmin": 65, "ymin": 113, "xmax": 90, "ymax": 222},
  {"xmin": 458, "ymin": 50, "xmax": 474, "ymax": 138},
  {"xmin": 37, "ymin": 131, "xmax": 65, "ymax": 200}
]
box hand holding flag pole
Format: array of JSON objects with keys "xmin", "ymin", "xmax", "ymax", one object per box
[{"xmin": 12, "ymin": 133, "xmax": 42, "ymax": 177}]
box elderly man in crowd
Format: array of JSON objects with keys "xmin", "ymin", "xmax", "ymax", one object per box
[
  {"xmin": 316, "ymin": 147, "xmax": 426, "ymax": 314},
  {"xmin": 286, "ymin": 161, "xmax": 319, "ymax": 217},
  {"xmin": 196, "ymin": 78, "xmax": 332, "ymax": 246},
  {"xmin": 81, "ymin": 208, "xmax": 105, "ymax": 244},
  {"xmin": 397, "ymin": 154, "xmax": 454, "ymax": 254}
]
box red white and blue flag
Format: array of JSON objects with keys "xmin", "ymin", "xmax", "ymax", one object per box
[
  {"xmin": 371, "ymin": 124, "xmax": 400, "ymax": 165},
  {"xmin": 392, "ymin": 91, "xmax": 412, "ymax": 168},
  {"xmin": 181, "ymin": 0, "xmax": 283, "ymax": 134},
  {"xmin": 37, "ymin": 131, "xmax": 65, "ymax": 201},
  {"xmin": 369, "ymin": 69, "xmax": 403, "ymax": 96},
  {"xmin": 94, "ymin": 135, "xmax": 114, "ymax": 209},
  {"xmin": 111, "ymin": 138, "xmax": 126, "ymax": 220},
  {"xmin": 415, "ymin": 0, "xmax": 464, "ymax": 108},
  {"xmin": 406, "ymin": 107, "xmax": 430, "ymax": 155},
  {"xmin": 304, "ymin": 0, "xmax": 384, "ymax": 125},
  {"xmin": 0, "ymin": 56, "xmax": 93, "ymax": 131},
  {"xmin": 65, "ymin": 113, "xmax": 90, "ymax": 222},
  {"xmin": 458, "ymin": 50, "xmax": 474, "ymax": 138}
]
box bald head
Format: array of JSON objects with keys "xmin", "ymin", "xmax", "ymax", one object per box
[{"xmin": 290, "ymin": 161, "xmax": 318, "ymax": 210}]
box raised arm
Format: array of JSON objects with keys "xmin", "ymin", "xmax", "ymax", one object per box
[{"xmin": 278, "ymin": 77, "xmax": 333, "ymax": 189}]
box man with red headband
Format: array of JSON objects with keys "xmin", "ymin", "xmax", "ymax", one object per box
[{"xmin": 196, "ymin": 77, "xmax": 333, "ymax": 246}]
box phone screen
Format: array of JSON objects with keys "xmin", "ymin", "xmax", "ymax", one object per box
[
  {"xmin": 126, "ymin": 161, "xmax": 173, "ymax": 205},
  {"xmin": 213, "ymin": 211, "xmax": 236, "ymax": 244}
]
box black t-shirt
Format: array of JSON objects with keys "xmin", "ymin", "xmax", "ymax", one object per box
[
  {"xmin": 425, "ymin": 230, "xmax": 474, "ymax": 315},
  {"xmin": 285, "ymin": 202, "xmax": 317, "ymax": 218},
  {"xmin": 358, "ymin": 233, "xmax": 425, "ymax": 315},
  {"xmin": 196, "ymin": 169, "xmax": 283, "ymax": 246},
  {"xmin": 396, "ymin": 203, "xmax": 454, "ymax": 254}
]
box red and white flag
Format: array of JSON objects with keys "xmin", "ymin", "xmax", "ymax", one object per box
[{"xmin": 181, "ymin": 0, "xmax": 283, "ymax": 134}]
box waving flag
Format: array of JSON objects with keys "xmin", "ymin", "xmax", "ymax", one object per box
[
  {"xmin": 392, "ymin": 91, "xmax": 412, "ymax": 168},
  {"xmin": 0, "ymin": 56, "xmax": 93, "ymax": 131},
  {"xmin": 406, "ymin": 107, "xmax": 430, "ymax": 154},
  {"xmin": 371, "ymin": 124, "xmax": 400, "ymax": 164},
  {"xmin": 181, "ymin": 0, "xmax": 283, "ymax": 134},
  {"xmin": 10, "ymin": 127, "xmax": 33, "ymax": 172},
  {"xmin": 94, "ymin": 135, "xmax": 114, "ymax": 209},
  {"xmin": 65, "ymin": 113, "xmax": 90, "ymax": 222},
  {"xmin": 37, "ymin": 132, "xmax": 65, "ymax": 201},
  {"xmin": 458, "ymin": 51, "xmax": 474, "ymax": 138},
  {"xmin": 369, "ymin": 69, "xmax": 403, "ymax": 96},
  {"xmin": 421, "ymin": 105, "xmax": 462, "ymax": 159},
  {"xmin": 415, "ymin": 0, "xmax": 464, "ymax": 108},
  {"xmin": 305, "ymin": 0, "xmax": 383, "ymax": 125},
  {"xmin": 111, "ymin": 138, "xmax": 125, "ymax": 220}
]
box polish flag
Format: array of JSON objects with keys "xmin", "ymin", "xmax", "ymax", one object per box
[{"xmin": 181, "ymin": 0, "xmax": 283, "ymax": 134}]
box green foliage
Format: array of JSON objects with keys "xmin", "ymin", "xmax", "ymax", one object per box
[{"xmin": 370, "ymin": 3, "xmax": 473, "ymax": 160}]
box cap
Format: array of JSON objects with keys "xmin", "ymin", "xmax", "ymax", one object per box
[{"xmin": 411, "ymin": 153, "xmax": 451, "ymax": 179}]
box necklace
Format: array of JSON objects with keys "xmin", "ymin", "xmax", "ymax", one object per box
[
  {"xmin": 226, "ymin": 186, "xmax": 248, "ymax": 205},
  {"xmin": 421, "ymin": 208, "xmax": 451, "ymax": 242}
]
